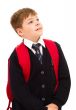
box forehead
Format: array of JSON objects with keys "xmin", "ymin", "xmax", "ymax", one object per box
[{"xmin": 24, "ymin": 15, "xmax": 38, "ymax": 21}]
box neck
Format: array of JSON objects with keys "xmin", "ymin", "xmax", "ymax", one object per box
[
  {"xmin": 25, "ymin": 37, "xmax": 40, "ymax": 43},
  {"xmin": 33, "ymin": 37, "xmax": 40, "ymax": 43}
]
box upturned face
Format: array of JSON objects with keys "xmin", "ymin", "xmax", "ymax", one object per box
[{"xmin": 17, "ymin": 15, "xmax": 43, "ymax": 42}]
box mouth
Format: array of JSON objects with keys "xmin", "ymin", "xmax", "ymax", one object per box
[{"xmin": 35, "ymin": 27, "xmax": 42, "ymax": 31}]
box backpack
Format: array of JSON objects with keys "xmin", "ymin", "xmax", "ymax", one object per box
[{"xmin": 6, "ymin": 39, "xmax": 59, "ymax": 110}]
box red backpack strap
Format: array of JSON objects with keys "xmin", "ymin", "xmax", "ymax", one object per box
[
  {"xmin": 6, "ymin": 58, "xmax": 13, "ymax": 110},
  {"xmin": 43, "ymin": 39, "xmax": 59, "ymax": 92},
  {"xmin": 7, "ymin": 58, "xmax": 13, "ymax": 100},
  {"xmin": 6, "ymin": 43, "xmax": 30, "ymax": 110},
  {"xmin": 16, "ymin": 42, "xmax": 31, "ymax": 82},
  {"xmin": 6, "ymin": 100, "xmax": 12, "ymax": 110}
]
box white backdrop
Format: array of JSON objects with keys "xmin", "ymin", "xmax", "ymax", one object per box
[{"xmin": 0, "ymin": 0, "xmax": 76, "ymax": 110}]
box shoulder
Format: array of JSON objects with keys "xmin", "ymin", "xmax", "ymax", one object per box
[
  {"xmin": 9, "ymin": 49, "xmax": 17, "ymax": 62},
  {"xmin": 9, "ymin": 42, "xmax": 27, "ymax": 62},
  {"xmin": 54, "ymin": 42, "xmax": 61, "ymax": 49},
  {"xmin": 43, "ymin": 39, "xmax": 61, "ymax": 47},
  {"xmin": 9, "ymin": 43, "xmax": 22, "ymax": 60},
  {"xmin": 43, "ymin": 39, "xmax": 63, "ymax": 53},
  {"xmin": 10, "ymin": 43, "xmax": 23, "ymax": 57},
  {"xmin": 54, "ymin": 42, "xmax": 63, "ymax": 52}
]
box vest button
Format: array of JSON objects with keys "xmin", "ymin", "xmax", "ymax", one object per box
[
  {"xmin": 41, "ymin": 70, "xmax": 44, "ymax": 75},
  {"xmin": 42, "ymin": 97, "xmax": 46, "ymax": 101},
  {"xmin": 41, "ymin": 84, "xmax": 45, "ymax": 88}
]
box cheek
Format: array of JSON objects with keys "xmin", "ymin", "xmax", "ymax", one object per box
[
  {"xmin": 26, "ymin": 29, "xmax": 35, "ymax": 36},
  {"xmin": 40, "ymin": 22, "xmax": 43, "ymax": 27},
  {"xmin": 23, "ymin": 28, "xmax": 32, "ymax": 35},
  {"xmin": 27, "ymin": 26, "xmax": 35, "ymax": 32},
  {"xmin": 28, "ymin": 27, "xmax": 35, "ymax": 34}
]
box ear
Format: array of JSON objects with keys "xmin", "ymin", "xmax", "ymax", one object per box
[{"xmin": 16, "ymin": 28, "xmax": 23, "ymax": 37}]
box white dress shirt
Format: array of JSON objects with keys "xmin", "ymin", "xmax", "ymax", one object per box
[{"xmin": 24, "ymin": 37, "xmax": 45, "ymax": 55}]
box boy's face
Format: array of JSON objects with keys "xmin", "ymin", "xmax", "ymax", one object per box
[{"xmin": 17, "ymin": 15, "xmax": 43, "ymax": 42}]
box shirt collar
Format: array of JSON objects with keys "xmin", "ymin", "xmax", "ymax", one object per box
[
  {"xmin": 24, "ymin": 37, "xmax": 45, "ymax": 50},
  {"xmin": 24, "ymin": 38, "xmax": 33, "ymax": 50},
  {"xmin": 38, "ymin": 37, "xmax": 45, "ymax": 47}
]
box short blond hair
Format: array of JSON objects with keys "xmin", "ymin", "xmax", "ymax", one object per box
[{"xmin": 10, "ymin": 8, "xmax": 37, "ymax": 31}]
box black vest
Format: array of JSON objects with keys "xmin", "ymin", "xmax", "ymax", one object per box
[{"xmin": 27, "ymin": 46, "xmax": 56, "ymax": 105}]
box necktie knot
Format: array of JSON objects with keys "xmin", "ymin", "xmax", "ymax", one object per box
[
  {"xmin": 32, "ymin": 43, "xmax": 41, "ymax": 51},
  {"xmin": 32, "ymin": 43, "xmax": 42, "ymax": 64}
]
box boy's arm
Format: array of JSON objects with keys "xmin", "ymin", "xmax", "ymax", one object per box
[
  {"xmin": 9, "ymin": 50, "xmax": 47, "ymax": 110},
  {"xmin": 47, "ymin": 42, "xmax": 71, "ymax": 109}
]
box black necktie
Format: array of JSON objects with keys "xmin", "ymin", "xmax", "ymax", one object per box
[{"xmin": 32, "ymin": 43, "xmax": 42, "ymax": 64}]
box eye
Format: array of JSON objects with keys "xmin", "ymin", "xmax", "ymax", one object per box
[
  {"xmin": 36, "ymin": 18, "xmax": 39, "ymax": 21},
  {"xmin": 28, "ymin": 20, "xmax": 33, "ymax": 24}
]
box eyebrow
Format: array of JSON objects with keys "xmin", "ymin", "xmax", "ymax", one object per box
[
  {"xmin": 27, "ymin": 18, "xmax": 34, "ymax": 21},
  {"xmin": 27, "ymin": 16, "xmax": 38, "ymax": 21}
]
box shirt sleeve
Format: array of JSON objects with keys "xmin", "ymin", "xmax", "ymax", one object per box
[
  {"xmin": 51, "ymin": 42, "xmax": 71, "ymax": 108},
  {"xmin": 9, "ymin": 50, "xmax": 47, "ymax": 110}
]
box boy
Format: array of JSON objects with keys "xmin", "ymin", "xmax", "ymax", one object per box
[{"xmin": 8, "ymin": 8, "xmax": 71, "ymax": 110}]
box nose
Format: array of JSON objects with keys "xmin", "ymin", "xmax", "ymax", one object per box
[{"xmin": 35, "ymin": 21, "xmax": 40, "ymax": 26}]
